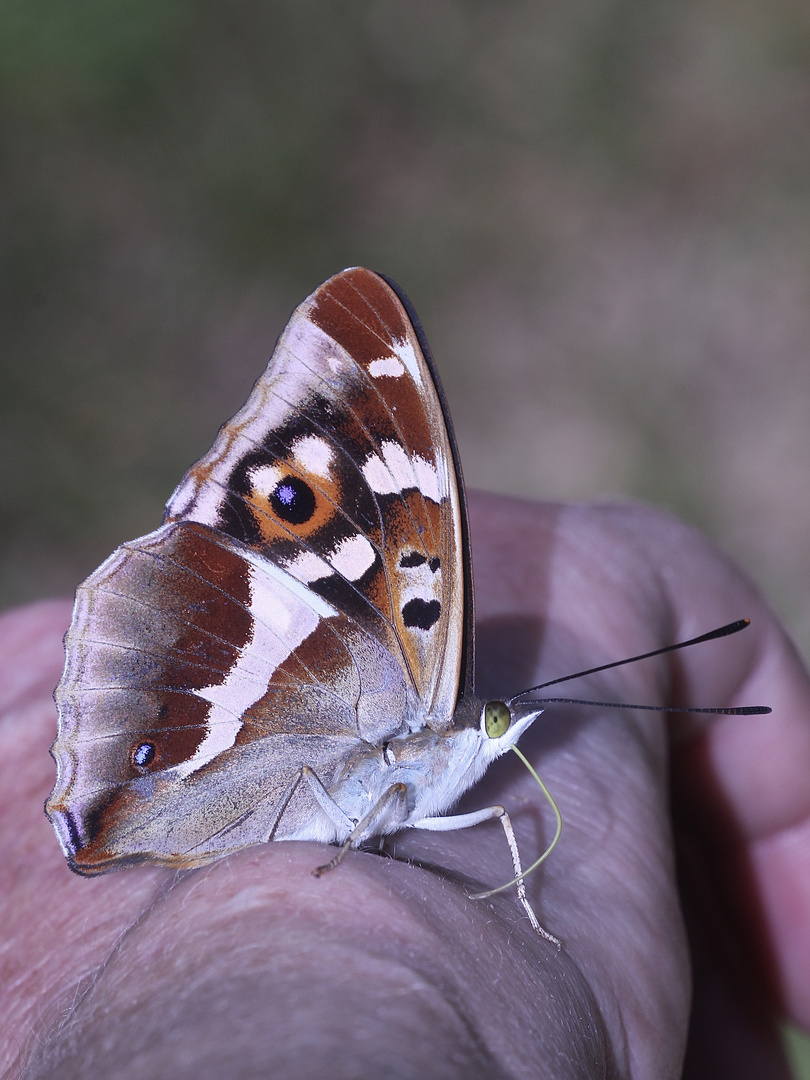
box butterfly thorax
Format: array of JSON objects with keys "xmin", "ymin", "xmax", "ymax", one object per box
[{"xmin": 325, "ymin": 701, "xmax": 504, "ymax": 837}]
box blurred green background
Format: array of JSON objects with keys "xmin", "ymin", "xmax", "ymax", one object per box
[
  {"xmin": 3, "ymin": 0, "xmax": 810, "ymax": 647},
  {"xmin": 1, "ymin": 1, "xmax": 809, "ymax": 1071}
]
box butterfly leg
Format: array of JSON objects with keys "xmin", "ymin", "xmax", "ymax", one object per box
[
  {"xmin": 410, "ymin": 806, "xmax": 561, "ymax": 946},
  {"xmin": 313, "ymin": 783, "xmax": 408, "ymax": 878},
  {"xmin": 266, "ymin": 765, "xmax": 355, "ymax": 842}
]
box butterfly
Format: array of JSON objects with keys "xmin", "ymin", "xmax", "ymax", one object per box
[{"xmin": 46, "ymin": 267, "xmax": 563, "ymax": 940}]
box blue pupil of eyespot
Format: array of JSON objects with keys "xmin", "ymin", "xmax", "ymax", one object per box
[
  {"xmin": 269, "ymin": 475, "xmax": 316, "ymax": 525},
  {"xmin": 133, "ymin": 742, "xmax": 155, "ymax": 767}
]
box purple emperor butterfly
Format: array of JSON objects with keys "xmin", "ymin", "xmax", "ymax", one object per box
[{"xmin": 47, "ymin": 268, "xmax": 561, "ymax": 938}]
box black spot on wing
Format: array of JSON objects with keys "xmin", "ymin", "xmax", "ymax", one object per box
[
  {"xmin": 401, "ymin": 598, "xmax": 441, "ymax": 631},
  {"xmin": 400, "ymin": 552, "xmax": 426, "ymax": 568}
]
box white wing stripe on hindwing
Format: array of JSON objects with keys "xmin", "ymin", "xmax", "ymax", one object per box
[{"xmin": 171, "ymin": 546, "xmax": 337, "ymax": 778}]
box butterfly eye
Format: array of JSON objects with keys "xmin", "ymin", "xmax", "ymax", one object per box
[
  {"xmin": 483, "ymin": 700, "xmax": 512, "ymax": 739},
  {"xmin": 131, "ymin": 742, "xmax": 156, "ymax": 770}
]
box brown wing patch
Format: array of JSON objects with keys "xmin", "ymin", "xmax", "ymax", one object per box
[{"xmin": 309, "ymin": 267, "xmax": 410, "ymax": 369}]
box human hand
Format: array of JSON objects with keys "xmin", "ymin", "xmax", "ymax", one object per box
[{"xmin": 1, "ymin": 493, "xmax": 808, "ymax": 1079}]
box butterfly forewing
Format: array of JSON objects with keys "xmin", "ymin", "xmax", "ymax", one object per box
[{"xmin": 166, "ymin": 268, "xmax": 464, "ymax": 724}]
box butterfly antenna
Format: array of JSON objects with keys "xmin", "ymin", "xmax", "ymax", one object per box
[
  {"xmin": 515, "ymin": 698, "xmax": 770, "ymax": 715},
  {"xmin": 510, "ymin": 618, "xmax": 770, "ymax": 714}
]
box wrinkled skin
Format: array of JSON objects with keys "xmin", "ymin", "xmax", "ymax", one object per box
[{"xmin": 1, "ymin": 495, "xmax": 809, "ymax": 1080}]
